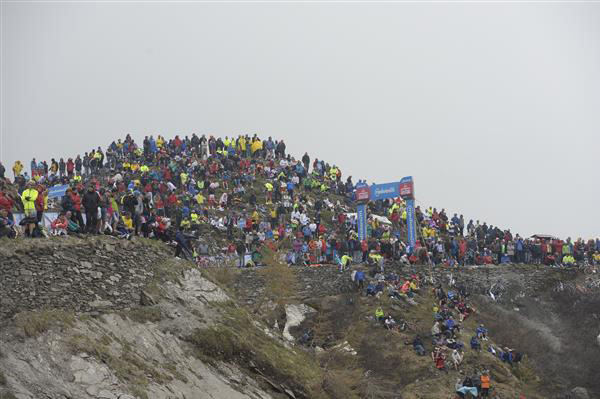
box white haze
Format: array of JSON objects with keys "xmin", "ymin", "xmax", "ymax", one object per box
[{"xmin": 1, "ymin": 2, "xmax": 599, "ymax": 239}]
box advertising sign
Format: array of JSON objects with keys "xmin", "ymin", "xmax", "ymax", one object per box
[
  {"xmin": 357, "ymin": 203, "xmax": 368, "ymax": 241},
  {"xmin": 406, "ymin": 198, "xmax": 416, "ymax": 248},
  {"xmin": 47, "ymin": 184, "xmax": 68, "ymax": 199},
  {"xmin": 370, "ymin": 182, "xmax": 400, "ymax": 201},
  {"xmin": 355, "ymin": 186, "xmax": 370, "ymax": 201},
  {"xmin": 399, "ymin": 176, "xmax": 414, "ymax": 199}
]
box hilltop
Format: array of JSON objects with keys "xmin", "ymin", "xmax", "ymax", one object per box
[{"xmin": 0, "ymin": 134, "xmax": 599, "ymax": 399}]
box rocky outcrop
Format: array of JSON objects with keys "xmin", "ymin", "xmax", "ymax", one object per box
[
  {"xmin": 0, "ymin": 264, "xmax": 273, "ymax": 399},
  {"xmin": 233, "ymin": 266, "xmax": 356, "ymax": 305},
  {"xmin": 0, "ymin": 237, "xmax": 169, "ymax": 320}
]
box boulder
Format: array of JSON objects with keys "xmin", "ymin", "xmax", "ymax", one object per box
[{"xmin": 570, "ymin": 387, "xmax": 589, "ymax": 399}]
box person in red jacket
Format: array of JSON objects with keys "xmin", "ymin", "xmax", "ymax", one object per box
[
  {"xmin": 34, "ymin": 187, "xmax": 47, "ymax": 224},
  {"xmin": 70, "ymin": 189, "xmax": 84, "ymax": 228},
  {"xmin": 0, "ymin": 189, "xmax": 14, "ymax": 221},
  {"xmin": 66, "ymin": 158, "xmax": 75, "ymax": 177},
  {"xmin": 361, "ymin": 239, "xmax": 369, "ymax": 263},
  {"xmin": 51, "ymin": 213, "xmax": 68, "ymax": 236}
]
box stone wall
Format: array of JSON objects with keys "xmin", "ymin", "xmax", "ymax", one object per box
[
  {"xmin": 233, "ymin": 262, "xmax": 578, "ymax": 305},
  {"xmin": 0, "ymin": 237, "xmax": 170, "ymax": 319},
  {"xmin": 233, "ymin": 266, "xmax": 356, "ymax": 305}
]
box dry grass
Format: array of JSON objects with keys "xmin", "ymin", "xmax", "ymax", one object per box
[
  {"xmin": 202, "ymin": 266, "xmax": 236, "ymax": 291},
  {"xmin": 66, "ymin": 332, "xmax": 173, "ymax": 399},
  {"xmin": 0, "ymin": 389, "xmax": 17, "ymax": 399},
  {"xmin": 258, "ymin": 247, "xmax": 297, "ymax": 306},
  {"xmin": 15, "ymin": 309, "xmax": 75, "ymax": 337},
  {"xmin": 122, "ymin": 306, "xmax": 163, "ymax": 324},
  {"xmin": 188, "ymin": 301, "xmax": 324, "ymax": 397}
]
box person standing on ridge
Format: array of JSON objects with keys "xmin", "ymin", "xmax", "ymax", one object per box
[
  {"xmin": 82, "ymin": 185, "xmax": 100, "ymax": 234},
  {"xmin": 302, "ymin": 152, "xmax": 310, "ymax": 173},
  {"xmin": 21, "ymin": 181, "xmax": 38, "ymax": 237}
]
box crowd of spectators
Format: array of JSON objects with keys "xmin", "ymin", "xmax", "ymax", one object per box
[{"xmin": 0, "ymin": 133, "xmax": 598, "ymax": 269}]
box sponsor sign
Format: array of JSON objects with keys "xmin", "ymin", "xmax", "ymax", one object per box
[
  {"xmin": 399, "ymin": 176, "xmax": 414, "ymax": 199},
  {"xmin": 370, "ymin": 182, "xmax": 400, "ymax": 201},
  {"xmin": 356, "ymin": 186, "xmax": 370, "ymax": 201},
  {"xmin": 406, "ymin": 198, "xmax": 416, "ymax": 248},
  {"xmin": 357, "ymin": 203, "xmax": 368, "ymax": 241},
  {"xmin": 47, "ymin": 184, "xmax": 68, "ymax": 199}
]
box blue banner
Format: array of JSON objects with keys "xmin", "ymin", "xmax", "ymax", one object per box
[
  {"xmin": 406, "ymin": 198, "xmax": 416, "ymax": 249},
  {"xmin": 370, "ymin": 182, "xmax": 400, "ymax": 201},
  {"xmin": 47, "ymin": 184, "xmax": 68, "ymax": 199},
  {"xmin": 357, "ymin": 203, "xmax": 368, "ymax": 241}
]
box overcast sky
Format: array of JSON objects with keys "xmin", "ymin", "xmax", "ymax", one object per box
[{"xmin": 1, "ymin": 2, "xmax": 599, "ymax": 239}]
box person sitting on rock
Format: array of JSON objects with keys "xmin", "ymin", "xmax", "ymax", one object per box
[
  {"xmin": 384, "ymin": 315, "xmax": 397, "ymax": 331},
  {"xmin": 445, "ymin": 315, "xmax": 457, "ymax": 335},
  {"xmin": 375, "ymin": 306, "xmax": 385, "ymax": 323},
  {"xmin": 476, "ymin": 324, "xmax": 488, "ymax": 340},
  {"xmin": 431, "ymin": 320, "xmax": 442, "ymax": 340},
  {"xmin": 366, "ymin": 282, "xmax": 377, "ymax": 297},
  {"xmin": 117, "ymin": 212, "xmax": 134, "ymax": 238},
  {"xmin": 470, "ymin": 335, "xmax": 481, "ymax": 351},
  {"xmin": 446, "ymin": 338, "xmax": 464, "ymax": 351},
  {"xmin": 412, "ymin": 335, "xmax": 426, "ymax": 356},
  {"xmin": 480, "ymin": 371, "xmax": 491, "ymax": 397},
  {"xmin": 432, "ymin": 347, "xmax": 447, "ymax": 373},
  {"xmin": 451, "ymin": 349, "xmax": 463, "ymax": 370},
  {"xmin": 50, "ymin": 212, "xmax": 68, "ymax": 236},
  {"xmin": 0, "ymin": 209, "xmax": 16, "ymax": 239}
]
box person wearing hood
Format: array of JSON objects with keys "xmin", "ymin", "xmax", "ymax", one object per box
[
  {"xmin": 82, "ymin": 185, "xmax": 100, "ymax": 233},
  {"xmin": 21, "ymin": 181, "xmax": 38, "ymax": 236}
]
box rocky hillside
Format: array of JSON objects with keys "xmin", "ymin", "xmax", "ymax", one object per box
[{"xmin": 0, "ymin": 237, "xmax": 598, "ymax": 399}]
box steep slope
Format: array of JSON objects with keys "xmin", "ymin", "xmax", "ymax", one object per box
[
  {"xmin": 1, "ymin": 237, "xmax": 598, "ymax": 399},
  {"xmin": 0, "ymin": 237, "xmax": 319, "ymax": 399}
]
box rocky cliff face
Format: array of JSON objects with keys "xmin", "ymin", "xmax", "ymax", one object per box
[
  {"xmin": 0, "ymin": 237, "xmax": 168, "ymax": 320},
  {"xmin": 1, "ymin": 237, "xmax": 598, "ymax": 399},
  {"xmin": 0, "ymin": 237, "xmax": 277, "ymax": 399}
]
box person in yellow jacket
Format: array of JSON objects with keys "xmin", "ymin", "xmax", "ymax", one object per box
[
  {"xmin": 140, "ymin": 164, "xmax": 149, "ymax": 174},
  {"xmin": 121, "ymin": 213, "xmax": 134, "ymax": 231},
  {"xmin": 251, "ymin": 139, "xmax": 262, "ymax": 155},
  {"xmin": 251, "ymin": 210, "xmax": 260, "ymax": 224},
  {"xmin": 329, "ymin": 166, "xmax": 339, "ymax": 181},
  {"xmin": 12, "ymin": 161, "xmax": 23, "ymax": 178},
  {"xmin": 190, "ymin": 211, "xmax": 200, "ymax": 227},
  {"xmin": 156, "ymin": 135, "xmax": 164, "ymax": 148},
  {"xmin": 265, "ymin": 181, "xmax": 274, "ymax": 203},
  {"xmin": 238, "ymin": 136, "xmax": 246, "ymax": 153},
  {"xmin": 375, "ymin": 306, "xmax": 385, "ymax": 322},
  {"xmin": 195, "ymin": 192, "xmax": 205, "ymax": 205},
  {"xmin": 180, "ymin": 218, "xmax": 191, "ymax": 231},
  {"xmin": 21, "ymin": 182, "xmax": 38, "ymax": 236}
]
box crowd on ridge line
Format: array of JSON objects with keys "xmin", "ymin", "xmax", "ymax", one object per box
[
  {"xmin": 0, "ymin": 133, "xmax": 599, "ymax": 269},
  {"xmin": 356, "ymin": 268, "xmax": 525, "ymax": 399}
]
